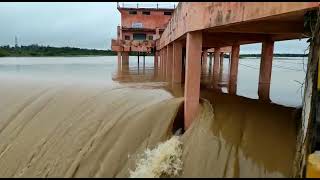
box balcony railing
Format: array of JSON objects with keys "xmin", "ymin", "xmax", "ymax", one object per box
[{"xmin": 117, "ymin": 2, "xmax": 177, "ymax": 10}]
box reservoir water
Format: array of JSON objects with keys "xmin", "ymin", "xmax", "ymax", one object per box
[{"xmin": 0, "ymin": 56, "xmax": 307, "ymax": 177}]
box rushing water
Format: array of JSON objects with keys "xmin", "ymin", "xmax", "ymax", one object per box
[{"xmin": 0, "ymin": 56, "xmax": 306, "ymax": 177}]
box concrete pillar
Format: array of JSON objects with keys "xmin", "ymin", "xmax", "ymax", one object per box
[
  {"xmin": 213, "ymin": 48, "xmax": 221, "ymax": 89},
  {"xmin": 202, "ymin": 50, "xmax": 208, "ymax": 73},
  {"xmin": 258, "ymin": 40, "xmax": 274, "ymax": 101},
  {"xmin": 229, "ymin": 44, "xmax": 240, "ymax": 95},
  {"xmin": 137, "ymin": 52, "xmax": 140, "ymax": 74},
  {"xmin": 143, "ymin": 53, "xmax": 145, "ymax": 75},
  {"xmin": 162, "ymin": 49, "xmax": 165, "ymax": 79},
  {"xmin": 172, "ymin": 41, "xmax": 182, "ymax": 84},
  {"xmin": 160, "ymin": 50, "xmax": 162, "ymax": 78},
  {"xmin": 163, "ymin": 47, "xmax": 167, "ymax": 80},
  {"xmin": 209, "ymin": 53, "xmax": 213, "ymax": 74},
  {"xmin": 166, "ymin": 44, "xmax": 173, "ymax": 82},
  {"xmin": 184, "ymin": 31, "xmax": 202, "ymax": 129},
  {"xmin": 154, "ymin": 51, "xmax": 158, "ymax": 76},
  {"xmin": 117, "ymin": 52, "xmax": 121, "ymax": 72},
  {"xmin": 121, "ymin": 52, "xmax": 129, "ymax": 72},
  {"xmin": 219, "ymin": 52, "xmax": 224, "ymax": 85},
  {"xmin": 154, "ymin": 51, "xmax": 158, "ymax": 69},
  {"xmin": 220, "ymin": 52, "xmax": 224, "ymax": 67}
]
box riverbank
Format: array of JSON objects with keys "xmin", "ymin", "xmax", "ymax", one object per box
[
  {"xmin": 0, "ymin": 45, "xmax": 308, "ymax": 58},
  {"xmin": 0, "ymin": 45, "xmax": 116, "ymax": 57}
]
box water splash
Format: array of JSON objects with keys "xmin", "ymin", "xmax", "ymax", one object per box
[{"xmin": 129, "ymin": 135, "xmax": 183, "ymax": 178}]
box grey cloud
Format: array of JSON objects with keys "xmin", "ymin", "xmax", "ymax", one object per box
[{"xmin": 0, "ymin": 2, "xmax": 309, "ymax": 53}]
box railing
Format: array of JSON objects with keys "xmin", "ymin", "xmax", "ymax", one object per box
[{"xmin": 117, "ymin": 2, "xmax": 177, "ymax": 9}]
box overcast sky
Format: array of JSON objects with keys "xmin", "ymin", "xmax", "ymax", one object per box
[{"xmin": 0, "ymin": 2, "xmax": 309, "ymax": 54}]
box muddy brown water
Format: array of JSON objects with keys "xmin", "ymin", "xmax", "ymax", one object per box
[{"xmin": 0, "ymin": 56, "xmax": 305, "ymax": 177}]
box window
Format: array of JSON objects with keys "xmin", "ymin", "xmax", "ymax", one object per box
[
  {"xmin": 164, "ymin": 11, "xmax": 172, "ymax": 15},
  {"xmin": 124, "ymin": 35, "xmax": 130, "ymax": 40},
  {"xmin": 129, "ymin": 11, "xmax": 137, "ymax": 15},
  {"xmin": 133, "ymin": 33, "xmax": 146, "ymax": 40},
  {"xmin": 148, "ymin": 36, "xmax": 153, "ymax": 40},
  {"xmin": 142, "ymin": 11, "xmax": 150, "ymax": 15}
]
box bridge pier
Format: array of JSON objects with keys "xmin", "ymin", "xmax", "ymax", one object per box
[
  {"xmin": 184, "ymin": 31, "xmax": 202, "ymax": 129},
  {"xmin": 117, "ymin": 52, "xmax": 121, "ymax": 72},
  {"xmin": 202, "ymin": 50, "xmax": 208, "ymax": 73},
  {"xmin": 209, "ymin": 53, "xmax": 213, "ymax": 74},
  {"xmin": 154, "ymin": 51, "xmax": 159, "ymax": 77},
  {"xmin": 143, "ymin": 53, "xmax": 145, "ymax": 75},
  {"xmin": 121, "ymin": 52, "xmax": 129, "ymax": 72},
  {"xmin": 172, "ymin": 41, "xmax": 182, "ymax": 84},
  {"xmin": 220, "ymin": 52, "xmax": 224, "ymax": 67},
  {"xmin": 219, "ymin": 52, "xmax": 224, "ymax": 87},
  {"xmin": 163, "ymin": 47, "xmax": 167, "ymax": 80},
  {"xmin": 159, "ymin": 50, "xmax": 163, "ymax": 78},
  {"xmin": 258, "ymin": 40, "xmax": 274, "ymax": 101},
  {"xmin": 229, "ymin": 44, "xmax": 240, "ymax": 95},
  {"xmin": 213, "ymin": 48, "xmax": 221, "ymax": 89},
  {"xmin": 166, "ymin": 44, "xmax": 173, "ymax": 82}
]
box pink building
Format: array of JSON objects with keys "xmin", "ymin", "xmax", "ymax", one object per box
[{"xmin": 111, "ymin": 3, "xmax": 175, "ymax": 54}]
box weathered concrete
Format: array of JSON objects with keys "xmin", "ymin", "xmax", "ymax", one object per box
[
  {"xmin": 117, "ymin": 52, "xmax": 122, "ymax": 72},
  {"xmin": 162, "ymin": 47, "xmax": 167, "ymax": 80},
  {"xmin": 202, "ymin": 50, "xmax": 208, "ymax": 72},
  {"xmin": 184, "ymin": 31, "xmax": 202, "ymax": 129},
  {"xmin": 154, "ymin": 51, "xmax": 159, "ymax": 75},
  {"xmin": 119, "ymin": 7, "xmax": 173, "ymax": 30},
  {"xmin": 208, "ymin": 53, "xmax": 213, "ymax": 74},
  {"xmin": 229, "ymin": 44, "xmax": 240, "ymax": 95},
  {"xmin": 166, "ymin": 44, "xmax": 173, "ymax": 82},
  {"xmin": 220, "ymin": 52, "xmax": 224, "ymax": 67},
  {"xmin": 159, "ymin": 2, "xmax": 319, "ymax": 49},
  {"xmin": 112, "ymin": 6, "xmax": 174, "ymax": 54},
  {"xmin": 212, "ymin": 48, "xmax": 221, "ymax": 90},
  {"xmin": 258, "ymin": 40, "xmax": 274, "ymax": 101},
  {"xmin": 172, "ymin": 41, "xmax": 183, "ymax": 83},
  {"xmin": 121, "ymin": 52, "xmax": 129, "ymax": 72}
]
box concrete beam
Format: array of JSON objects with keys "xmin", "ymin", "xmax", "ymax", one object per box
[
  {"xmin": 185, "ymin": 31, "xmax": 202, "ymax": 129},
  {"xmin": 209, "ymin": 20, "xmax": 304, "ymax": 34},
  {"xmin": 172, "ymin": 41, "xmax": 183, "ymax": 83},
  {"xmin": 159, "ymin": 2, "xmax": 319, "ymax": 49},
  {"xmin": 202, "ymin": 32, "xmax": 269, "ymax": 48},
  {"xmin": 258, "ymin": 40, "xmax": 274, "ymax": 101}
]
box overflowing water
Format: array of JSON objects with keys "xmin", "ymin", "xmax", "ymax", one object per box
[{"xmin": 0, "ymin": 56, "xmax": 306, "ymax": 177}]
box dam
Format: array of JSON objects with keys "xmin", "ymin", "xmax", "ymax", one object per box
[{"xmin": 0, "ymin": 2, "xmax": 319, "ymax": 178}]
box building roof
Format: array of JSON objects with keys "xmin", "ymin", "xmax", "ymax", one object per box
[
  {"xmin": 116, "ymin": 2, "xmax": 176, "ymax": 12},
  {"xmin": 117, "ymin": 7, "xmax": 175, "ymax": 12}
]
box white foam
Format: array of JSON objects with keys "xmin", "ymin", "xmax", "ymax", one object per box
[{"xmin": 129, "ymin": 135, "xmax": 183, "ymax": 178}]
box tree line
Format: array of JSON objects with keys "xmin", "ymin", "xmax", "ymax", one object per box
[
  {"xmin": 0, "ymin": 44, "xmax": 309, "ymax": 58},
  {"xmin": 0, "ymin": 44, "xmax": 117, "ymax": 57}
]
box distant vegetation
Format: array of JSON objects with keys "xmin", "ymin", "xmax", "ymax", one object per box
[
  {"xmin": 0, "ymin": 44, "xmax": 308, "ymax": 58},
  {"xmin": 0, "ymin": 44, "xmax": 117, "ymax": 57}
]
